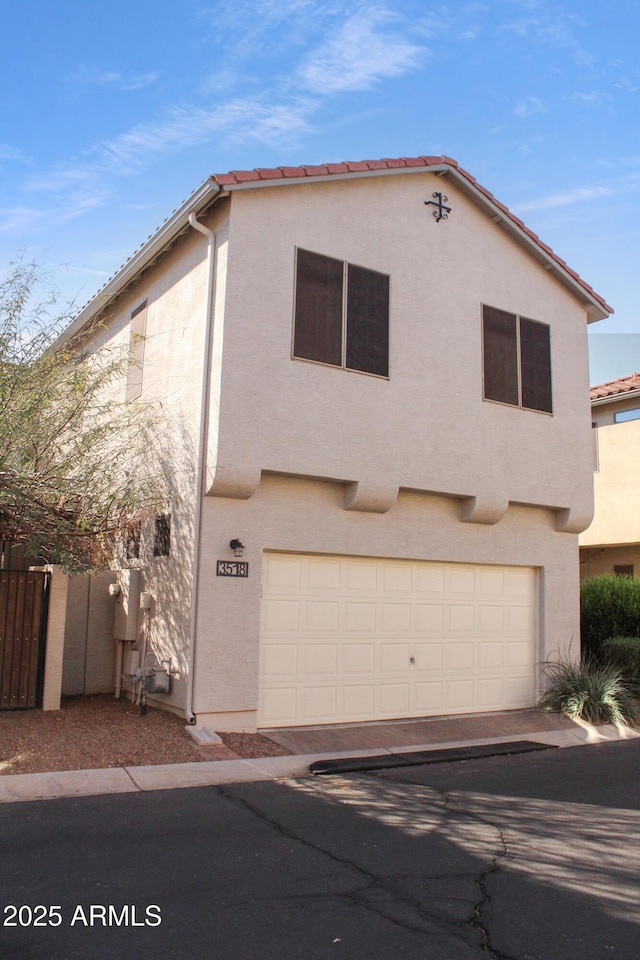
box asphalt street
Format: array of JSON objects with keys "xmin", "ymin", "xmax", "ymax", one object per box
[{"xmin": 1, "ymin": 739, "xmax": 639, "ymax": 960}]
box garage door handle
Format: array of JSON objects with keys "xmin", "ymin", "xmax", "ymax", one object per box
[{"xmin": 410, "ymin": 656, "xmax": 415, "ymax": 664}]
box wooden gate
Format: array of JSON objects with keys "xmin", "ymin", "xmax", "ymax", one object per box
[{"xmin": 0, "ymin": 570, "xmax": 50, "ymax": 710}]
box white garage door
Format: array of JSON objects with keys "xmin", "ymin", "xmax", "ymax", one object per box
[{"xmin": 259, "ymin": 553, "xmax": 537, "ymax": 728}]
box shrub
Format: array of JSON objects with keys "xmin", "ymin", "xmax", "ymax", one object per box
[
  {"xmin": 580, "ymin": 575, "xmax": 640, "ymax": 660},
  {"xmin": 601, "ymin": 636, "xmax": 640, "ymax": 687},
  {"xmin": 538, "ymin": 657, "xmax": 639, "ymax": 726}
]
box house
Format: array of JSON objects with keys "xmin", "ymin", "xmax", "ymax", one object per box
[
  {"xmin": 48, "ymin": 155, "xmax": 611, "ymax": 731},
  {"xmin": 580, "ymin": 373, "xmax": 640, "ymax": 579}
]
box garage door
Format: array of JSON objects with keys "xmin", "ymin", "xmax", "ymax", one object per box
[{"xmin": 259, "ymin": 553, "xmax": 537, "ymax": 728}]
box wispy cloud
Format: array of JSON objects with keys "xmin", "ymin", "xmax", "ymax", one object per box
[
  {"xmin": 570, "ymin": 91, "xmax": 612, "ymax": 107},
  {"xmin": 68, "ymin": 66, "xmax": 159, "ymax": 91},
  {"xmin": 298, "ymin": 7, "xmax": 425, "ymax": 94},
  {"xmin": 513, "ymin": 96, "xmax": 547, "ymax": 118},
  {"xmin": 497, "ymin": 7, "xmax": 596, "ymax": 67},
  {"xmin": 87, "ymin": 96, "xmax": 317, "ymax": 172},
  {"xmin": 0, "ymin": 143, "xmax": 32, "ymax": 164},
  {"xmin": 516, "ymin": 184, "xmax": 615, "ymax": 213}
]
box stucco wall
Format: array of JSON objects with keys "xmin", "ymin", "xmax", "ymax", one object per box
[
  {"xmin": 581, "ymin": 396, "xmax": 640, "ymax": 547},
  {"xmin": 72, "ymin": 201, "xmax": 231, "ymax": 711},
  {"xmin": 211, "ymin": 172, "xmax": 594, "ymax": 526}
]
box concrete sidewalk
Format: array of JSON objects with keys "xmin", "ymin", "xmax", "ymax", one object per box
[{"xmin": 1, "ymin": 709, "xmax": 638, "ymax": 804}]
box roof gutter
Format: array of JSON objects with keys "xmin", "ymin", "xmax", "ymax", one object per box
[{"xmin": 591, "ymin": 387, "xmax": 640, "ymax": 407}]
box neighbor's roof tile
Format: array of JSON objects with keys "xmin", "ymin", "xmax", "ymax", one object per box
[{"xmin": 591, "ymin": 373, "xmax": 640, "ymax": 400}]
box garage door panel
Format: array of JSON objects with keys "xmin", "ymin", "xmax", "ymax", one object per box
[
  {"xmin": 259, "ymin": 554, "xmax": 536, "ymax": 727},
  {"xmin": 380, "ymin": 642, "xmax": 411, "ymax": 673},
  {"xmin": 414, "ymin": 642, "xmax": 443, "ymax": 670},
  {"xmin": 445, "ymin": 679, "xmax": 475, "ymax": 710},
  {"xmin": 415, "ymin": 604, "xmax": 444, "ymax": 632},
  {"xmin": 307, "ymin": 558, "xmax": 341, "ymax": 592},
  {"xmin": 447, "ymin": 604, "xmax": 476, "ymax": 633},
  {"xmin": 380, "ymin": 602, "xmax": 412, "ymax": 632},
  {"xmin": 303, "ymin": 644, "xmax": 338, "ymax": 676},
  {"xmin": 262, "ymin": 644, "xmax": 298, "ymax": 677},
  {"xmin": 380, "ymin": 683, "xmax": 410, "ymax": 714},
  {"xmin": 477, "ymin": 678, "xmax": 504, "ymax": 708},
  {"xmin": 345, "ymin": 561, "xmax": 378, "ymax": 593},
  {"xmin": 261, "ymin": 686, "xmax": 297, "ymax": 724},
  {"xmin": 345, "ymin": 602, "xmax": 377, "ymax": 633},
  {"xmin": 343, "ymin": 643, "xmax": 375, "ymax": 674},
  {"xmin": 303, "ymin": 686, "xmax": 337, "ymax": 721},
  {"xmin": 506, "ymin": 642, "xmax": 535, "ymax": 667},
  {"xmin": 305, "ymin": 601, "xmax": 340, "ymax": 632},
  {"xmin": 262, "ymin": 599, "xmax": 300, "ymax": 633},
  {"xmin": 414, "ymin": 681, "xmax": 444, "ymax": 711},
  {"xmin": 479, "ymin": 606, "xmax": 505, "ymax": 632},
  {"xmin": 448, "ymin": 642, "xmax": 475, "ymax": 670},
  {"xmin": 343, "ymin": 684, "xmax": 375, "ymax": 718},
  {"xmin": 382, "ymin": 563, "xmax": 413, "ymax": 594},
  {"xmin": 416, "ymin": 565, "xmax": 446, "ymax": 596}
]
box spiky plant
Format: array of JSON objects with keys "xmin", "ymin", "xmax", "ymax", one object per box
[{"xmin": 538, "ymin": 658, "xmax": 640, "ymax": 726}]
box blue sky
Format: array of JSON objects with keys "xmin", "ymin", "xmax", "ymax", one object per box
[{"xmin": 1, "ymin": 0, "xmax": 638, "ymax": 383}]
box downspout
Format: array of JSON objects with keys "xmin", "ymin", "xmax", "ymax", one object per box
[{"xmin": 185, "ymin": 203, "xmax": 220, "ymax": 723}]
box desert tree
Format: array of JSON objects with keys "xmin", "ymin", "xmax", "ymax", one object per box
[{"xmin": 0, "ymin": 258, "xmax": 165, "ymax": 571}]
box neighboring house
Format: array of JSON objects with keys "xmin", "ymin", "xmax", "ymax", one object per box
[
  {"xmin": 580, "ymin": 373, "xmax": 640, "ymax": 579},
  {"xmin": 50, "ymin": 155, "xmax": 611, "ymax": 731}
]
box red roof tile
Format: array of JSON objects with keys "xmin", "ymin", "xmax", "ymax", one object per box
[
  {"xmin": 591, "ymin": 373, "xmax": 640, "ymax": 400},
  {"xmin": 70, "ymin": 154, "xmax": 614, "ymax": 324}
]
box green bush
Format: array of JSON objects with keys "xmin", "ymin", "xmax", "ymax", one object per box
[
  {"xmin": 580, "ymin": 575, "xmax": 640, "ymax": 659},
  {"xmin": 538, "ymin": 657, "xmax": 639, "ymax": 726},
  {"xmin": 601, "ymin": 636, "xmax": 640, "ymax": 687}
]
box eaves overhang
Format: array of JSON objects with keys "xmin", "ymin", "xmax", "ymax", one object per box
[
  {"xmin": 54, "ymin": 154, "xmax": 612, "ymax": 347},
  {"xmin": 51, "ymin": 178, "xmax": 223, "ymax": 348}
]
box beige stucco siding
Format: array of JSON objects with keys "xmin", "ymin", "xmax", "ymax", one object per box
[
  {"xmin": 211, "ymin": 173, "xmax": 593, "ymax": 523},
  {"xmin": 581, "ymin": 411, "xmax": 640, "ymax": 548},
  {"xmin": 73, "ymin": 204, "xmax": 230, "ymax": 710}
]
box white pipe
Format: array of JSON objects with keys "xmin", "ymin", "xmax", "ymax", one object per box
[{"xmin": 185, "ymin": 208, "xmax": 219, "ymax": 723}]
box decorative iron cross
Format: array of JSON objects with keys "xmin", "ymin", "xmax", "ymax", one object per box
[{"xmin": 424, "ymin": 191, "xmax": 451, "ymax": 222}]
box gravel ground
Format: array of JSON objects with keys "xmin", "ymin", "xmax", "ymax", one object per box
[{"xmin": 0, "ymin": 695, "xmax": 290, "ymax": 776}]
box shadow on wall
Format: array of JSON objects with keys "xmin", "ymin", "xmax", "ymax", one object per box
[{"xmin": 61, "ymin": 414, "xmax": 199, "ymax": 713}]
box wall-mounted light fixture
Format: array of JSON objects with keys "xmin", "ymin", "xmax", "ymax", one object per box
[{"xmin": 229, "ymin": 538, "xmax": 245, "ymax": 557}]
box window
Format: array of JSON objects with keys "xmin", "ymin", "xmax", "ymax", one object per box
[
  {"xmin": 614, "ymin": 407, "xmax": 640, "ymax": 423},
  {"xmin": 293, "ymin": 248, "xmax": 389, "ymax": 377},
  {"xmin": 153, "ymin": 514, "xmax": 171, "ymax": 557},
  {"xmin": 614, "ymin": 565, "xmax": 634, "ymax": 577},
  {"xmin": 125, "ymin": 302, "xmax": 147, "ymax": 401},
  {"xmin": 482, "ymin": 305, "xmax": 552, "ymax": 413},
  {"xmin": 125, "ymin": 522, "xmax": 141, "ymax": 561}
]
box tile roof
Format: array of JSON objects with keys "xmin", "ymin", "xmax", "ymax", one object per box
[
  {"xmin": 62, "ymin": 155, "xmax": 613, "ymax": 342},
  {"xmin": 591, "ymin": 372, "xmax": 640, "ymax": 401},
  {"xmin": 209, "ymin": 155, "xmax": 612, "ymax": 316}
]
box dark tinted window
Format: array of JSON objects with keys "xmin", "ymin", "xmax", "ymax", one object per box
[
  {"xmin": 483, "ymin": 306, "xmax": 518, "ymax": 406},
  {"xmin": 346, "ymin": 264, "xmax": 389, "ymax": 377},
  {"xmin": 153, "ymin": 514, "xmax": 171, "ymax": 558},
  {"xmin": 293, "ymin": 249, "xmax": 343, "ymax": 367},
  {"xmin": 520, "ymin": 317, "xmax": 552, "ymax": 413}
]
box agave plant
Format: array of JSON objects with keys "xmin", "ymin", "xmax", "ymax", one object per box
[{"xmin": 538, "ymin": 658, "xmax": 640, "ymax": 726}]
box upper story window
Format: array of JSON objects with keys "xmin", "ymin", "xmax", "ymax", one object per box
[
  {"xmin": 125, "ymin": 302, "xmax": 147, "ymax": 402},
  {"xmin": 614, "ymin": 407, "xmax": 640, "ymax": 423},
  {"xmin": 482, "ymin": 304, "xmax": 552, "ymax": 414},
  {"xmin": 293, "ymin": 248, "xmax": 389, "ymax": 378}
]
